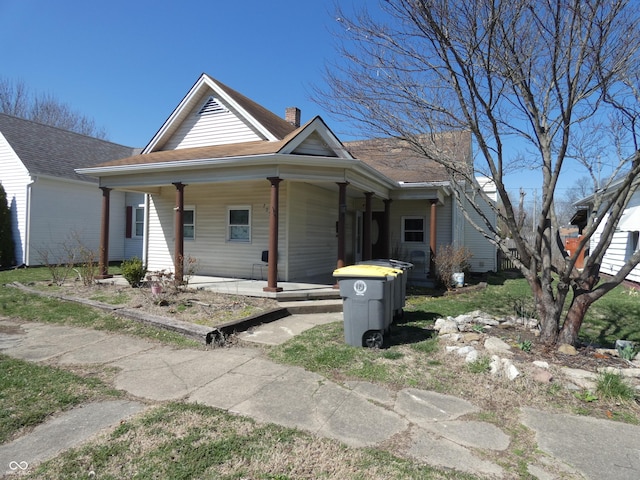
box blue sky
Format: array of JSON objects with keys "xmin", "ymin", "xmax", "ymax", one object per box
[
  {"xmin": 1, "ymin": 0, "xmax": 353, "ymax": 147},
  {"xmin": 0, "ymin": 0, "xmax": 596, "ymax": 197}
]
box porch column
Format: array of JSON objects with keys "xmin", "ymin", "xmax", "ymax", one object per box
[
  {"xmin": 429, "ymin": 199, "xmax": 438, "ymax": 277},
  {"xmin": 173, "ymin": 182, "xmax": 185, "ymax": 283},
  {"xmin": 97, "ymin": 187, "xmax": 112, "ymax": 279},
  {"xmin": 336, "ymin": 182, "xmax": 348, "ymax": 269},
  {"xmin": 383, "ymin": 199, "xmax": 392, "ymax": 258},
  {"xmin": 264, "ymin": 177, "xmax": 283, "ymax": 293},
  {"xmin": 363, "ymin": 192, "xmax": 373, "ymax": 261}
]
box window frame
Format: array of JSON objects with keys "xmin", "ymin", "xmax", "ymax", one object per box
[
  {"xmin": 401, "ymin": 216, "xmax": 426, "ymax": 243},
  {"xmin": 227, "ymin": 205, "xmax": 251, "ymax": 243},
  {"xmin": 183, "ymin": 206, "xmax": 195, "ymax": 240},
  {"xmin": 132, "ymin": 206, "xmax": 145, "ymax": 238}
]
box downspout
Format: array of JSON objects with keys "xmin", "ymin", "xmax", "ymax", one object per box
[{"xmin": 24, "ymin": 179, "xmax": 35, "ymax": 266}]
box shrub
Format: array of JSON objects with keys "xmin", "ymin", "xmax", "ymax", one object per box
[
  {"xmin": 121, "ymin": 257, "xmax": 146, "ymax": 287},
  {"xmin": 434, "ymin": 244, "xmax": 473, "ymax": 290}
]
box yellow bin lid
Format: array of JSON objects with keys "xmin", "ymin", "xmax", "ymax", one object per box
[{"xmin": 333, "ymin": 264, "xmax": 401, "ymax": 278}]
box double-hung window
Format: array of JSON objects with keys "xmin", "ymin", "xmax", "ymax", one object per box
[
  {"xmin": 133, "ymin": 207, "xmax": 144, "ymax": 238},
  {"xmin": 228, "ymin": 206, "xmax": 251, "ymax": 242},
  {"xmin": 183, "ymin": 207, "xmax": 195, "ymax": 240},
  {"xmin": 402, "ymin": 216, "xmax": 425, "ymax": 243}
]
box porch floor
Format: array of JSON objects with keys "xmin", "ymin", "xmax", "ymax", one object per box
[{"xmin": 104, "ymin": 274, "xmax": 341, "ymax": 301}]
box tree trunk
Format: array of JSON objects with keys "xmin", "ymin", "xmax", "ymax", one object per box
[
  {"xmin": 529, "ymin": 276, "xmax": 560, "ymax": 345},
  {"xmin": 558, "ymin": 295, "xmax": 591, "ymax": 345}
]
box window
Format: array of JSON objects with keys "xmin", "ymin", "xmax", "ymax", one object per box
[
  {"xmin": 133, "ymin": 207, "xmax": 144, "ymax": 238},
  {"xmin": 402, "ymin": 216, "xmax": 425, "ymax": 243},
  {"xmin": 228, "ymin": 206, "xmax": 251, "ymax": 242},
  {"xmin": 183, "ymin": 207, "xmax": 195, "ymax": 240}
]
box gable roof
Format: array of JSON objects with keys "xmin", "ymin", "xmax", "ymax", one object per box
[
  {"xmin": 344, "ymin": 131, "xmax": 472, "ymax": 183},
  {"xmin": 81, "ymin": 116, "xmax": 352, "ymax": 171},
  {"xmin": 0, "ymin": 113, "xmax": 137, "ymax": 183},
  {"xmin": 143, "ymin": 73, "xmax": 298, "ymax": 153}
]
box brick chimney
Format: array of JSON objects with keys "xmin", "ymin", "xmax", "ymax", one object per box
[{"xmin": 285, "ymin": 107, "xmax": 301, "ymax": 128}]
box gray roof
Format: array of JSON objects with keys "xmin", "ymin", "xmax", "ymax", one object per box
[{"xmin": 0, "ymin": 113, "xmax": 137, "ymax": 183}]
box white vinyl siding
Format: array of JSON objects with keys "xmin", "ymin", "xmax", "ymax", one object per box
[
  {"xmin": 146, "ymin": 181, "xmax": 287, "ymax": 279},
  {"xmin": 287, "ymin": 182, "xmax": 337, "ymax": 282},
  {"xmin": 592, "ymin": 190, "xmax": 640, "ymax": 283},
  {"xmin": 28, "ymin": 177, "xmax": 126, "ymax": 265},
  {"xmin": 0, "ymin": 133, "xmax": 30, "ymax": 265},
  {"xmin": 461, "ymin": 192, "xmax": 498, "ymax": 272},
  {"xmin": 290, "ymin": 131, "xmax": 338, "ymax": 157},
  {"xmin": 162, "ymin": 92, "xmax": 264, "ymax": 150}
]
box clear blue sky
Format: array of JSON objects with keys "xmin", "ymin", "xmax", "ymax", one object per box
[
  {"xmin": 1, "ymin": 0, "xmax": 358, "ymax": 147},
  {"xmin": 0, "ymin": 0, "xmax": 595, "ymax": 197}
]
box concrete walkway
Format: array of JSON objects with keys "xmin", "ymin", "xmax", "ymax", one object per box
[{"xmin": 1, "ymin": 317, "xmax": 640, "ymax": 479}]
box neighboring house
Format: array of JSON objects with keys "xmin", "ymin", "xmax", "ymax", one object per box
[
  {"xmin": 0, "ymin": 113, "xmax": 141, "ymax": 266},
  {"xmin": 573, "ymin": 178, "xmax": 640, "ymax": 283},
  {"xmin": 77, "ymin": 73, "xmax": 496, "ymax": 289}
]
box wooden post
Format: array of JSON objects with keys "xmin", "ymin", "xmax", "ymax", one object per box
[
  {"xmin": 264, "ymin": 177, "xmax": 283, "ymax": 292},
  {"xmin": 97, "ymin": 187, "xmax": 112, "ymax": 279},
  {"xmin": 363, "ymin": 192, "xmax": 373, "ymax": 261},
  {"xmin": 336, "ymin": 182, "xmax": 348, "ymax": 269},
  {"xmin": 383, "ymin": 199, "xmax": 392, "ymax": 258},
  {"xmin": 173, "ymin": 182, "xmax": 185, "ymax": 283},
  {"xmin": 429, "ymin": 199, "xmax": 438, "ymax": 277}
]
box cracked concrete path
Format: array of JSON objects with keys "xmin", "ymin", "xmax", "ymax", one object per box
[{"xmin": 4, "ymin": 317, "xmax": 638, "ymax": 479}]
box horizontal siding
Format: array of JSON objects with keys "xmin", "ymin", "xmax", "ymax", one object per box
[
  {"xmin": 28, "ymin": 177, "xmax": 126, "ymax": 265},
  {"xmin": 0, "ymin": 133, "xmax": 30, "ymax": 265},
  {"xmin": 163, "ymin": 94, "xmax": 263, "ymax": 150},
  {"xmin": 287, "ymin": 182, "xmax": 338, "ymax": 282},
  {"xmin": 462, "ymin": 195, "xmax": 497, "ymax": 272},
  {"xmin": 146, "ymin": 181, "xmax": 288, "ymax": 279},
  {"xmin": 389, "ymin": 199, "xmax": 453, "ymax": 274},
  {"xmin": 291, "ymin": 131, "xmax": 337, "ymax": 157}
]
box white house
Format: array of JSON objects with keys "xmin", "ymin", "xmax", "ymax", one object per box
[
  {"xmin": 77, "ymin": 73, "xmax": 497, "ymax": 288},
  {"xmin": 0, "ymin": 113, "xmax": 142, "ymax": 266},
  {"xmin": 574, "ymin": 178, "xmax": 640, "ymax": 283}
]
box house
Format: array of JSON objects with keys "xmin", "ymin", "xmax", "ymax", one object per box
[
  {"xmin": 572, "ymin": 176, "xmax": 640, "ymax": 282},
  {"xmin": 77, "ymin": 73, "xmax": 497, "ymax": 289},
  {"xmin": 0, "ymin": 113, "xmax": 141, "ymax": 266}
]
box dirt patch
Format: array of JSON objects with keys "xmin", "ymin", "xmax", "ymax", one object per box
[{"xmin": 31, "ymin": 280, "xmax": 280, "ymax": 328}]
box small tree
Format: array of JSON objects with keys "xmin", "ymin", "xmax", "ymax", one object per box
[{"xmin": 0, "ymin": 183, "xmax": 15, "ymax": 268}]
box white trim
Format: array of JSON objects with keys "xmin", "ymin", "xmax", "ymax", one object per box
[
  {"xmin": 227, "ymin": 205, "xmax": 251, "ymax": 243},
  {"xmin": 402, "ymin": 215, "xmax": 426, "ymax": 243}
]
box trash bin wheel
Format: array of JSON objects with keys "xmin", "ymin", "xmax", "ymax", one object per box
[{"xmin": 363, "ymin": 330, "xmax": 384, "ymax": 349}]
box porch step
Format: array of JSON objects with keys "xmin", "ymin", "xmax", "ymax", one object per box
[{"xmin": 278, "ymin": 299, "xmax": 343, "ymax": 314}]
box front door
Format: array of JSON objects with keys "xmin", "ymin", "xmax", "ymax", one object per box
[{"xmin": 371, "ymin": 211, "xmax": 385, "ymax": 259}]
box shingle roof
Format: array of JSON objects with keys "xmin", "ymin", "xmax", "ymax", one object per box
[
  {"xmin": 205, "ymin": 74, "xmax": 297, "ymax": 140},
  {"xmin": 0, "ymin": 113, "xmax": 137, "ymax": 183},
  {"xmin": 344, "ymin": 131, "xmax": 472, "ymax": 183}
]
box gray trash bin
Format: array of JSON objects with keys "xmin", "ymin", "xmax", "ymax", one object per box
[
  {"xmin": 358, "ymin": 259, "xmax": 413, "ymax": 319},
  {"xmin": 333, "ymin": 265, "xmax": 398, "ymax": 348}
]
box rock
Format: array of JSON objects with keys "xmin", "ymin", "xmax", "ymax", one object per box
[
  {"xmin": 532, "ymin": 360, "xmax": 550, "ymax": 369},
  {"xmin": 437, "ymin": 319, "xmax": 460, "ymax": 334},
  {"xmin": 557, "ymin": 344, "xmax": 578, "ymax": 356},
  {"xmin": 561, "ymin": 367, "xmax": 597, "ymax": 390},
  {"xmin": 598, "ymin": 366, "xmax": 640, "ymax": 378},
  {"xmin": 465, "ymin": 349, "xmax": 479, "ymax": 363},
  {"xmin": 489, "ymin": 356, "xmax": 520, "ymax": 380},
  {"xmin": 439, "ymin": 333, "xmax": 462, "ymax": 342},
  {"xmin": 490, "ymin": 355, "xmax": 501, "ymax": 375},
  {"xmin": 463, "ymin": 332, "xmax": 482, "ymax": 343},
  {"xmin": 532, "ymin": 368, "xmax": 553, "ymax": 384},
  {"xmin": 484, "ymin": 337, "xmax": 512, "ymax": 354},
  {"xmin": 446, "ymin": 346, "xmax": 460, "ymax": 353},
  {"xmin": 456, "ymin": 346, "xmax": 475, "ymax": 357}
]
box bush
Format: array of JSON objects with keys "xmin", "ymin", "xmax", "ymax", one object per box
[
  {"xmin": 121, "ymin": 257, "xmax": 146, "ymax": 287},
  {"xmin": 0, "ymin": 183, "xmax": 15, "ymax": 268},
  {"xmin": 434, "ymin": 244, "xmax": 473, "ymax": 290}
]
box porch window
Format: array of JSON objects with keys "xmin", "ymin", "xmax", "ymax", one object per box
[
  {"xmin": 184, "ymin": 207, "xmax": 195, "ymax": 240},
  {"xmin": 626, "ymin": 231, "xmax": 639, "ymax": 260},
  {"xmin": 133, "ymin": 207, "xmax": 144, "ymax": 238},
  {"xmin": 402, "ymin": 216, "xmax": 425, "ymax": 243},
  {"xmin": 228, "ymin": 206, "xmax": 251, "ymax": 242}
]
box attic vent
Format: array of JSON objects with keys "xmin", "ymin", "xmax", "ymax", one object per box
[{"xmin": 198, "ymin": 96, "xmax": 228, "ymax": 115}]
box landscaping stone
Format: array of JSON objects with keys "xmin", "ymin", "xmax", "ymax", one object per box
[
  {"xmin": 558, "ymin": 344, "xmax": 578, "ymax": 355},
  {"xmin": 489, "ymin": 355, "xmax": 520, "ymax": 380},
  {"xmin": 560, "ymin": 367, "xmax": 597, "ymax": 390},
  {"xmin": 464, "ymin": 349, "xmax": 479, "ymax": 363},
  {"xmin": 532, "ymin": 368, "xmax": 554, "ymax": 384},
  {"xmin": 484, "ymin": 336, "xmax": 512, "ymax": 354},
  {"xmin": 533, "ymin": 360, "xmax": 550, "ymax": 369},
  {"xmin": 435, "ymin": 318, "xmax": 459, "ymax": 334},
  {"xmin": 462, "ymin": 332, "xmax": 482, "ymax": 343}
]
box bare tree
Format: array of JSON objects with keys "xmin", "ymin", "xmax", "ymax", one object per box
[
  {"xmin": 320, "ymin": 0, "xmax": 640, "ymax": 345},
  {"xmin": 0, "ymin": 77, "xmax": 107, "ymax": 139}
]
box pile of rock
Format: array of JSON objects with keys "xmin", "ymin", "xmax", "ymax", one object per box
[{"xmin": 433, "ymin": 311, "xmax": 640, "ymax": 392}]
